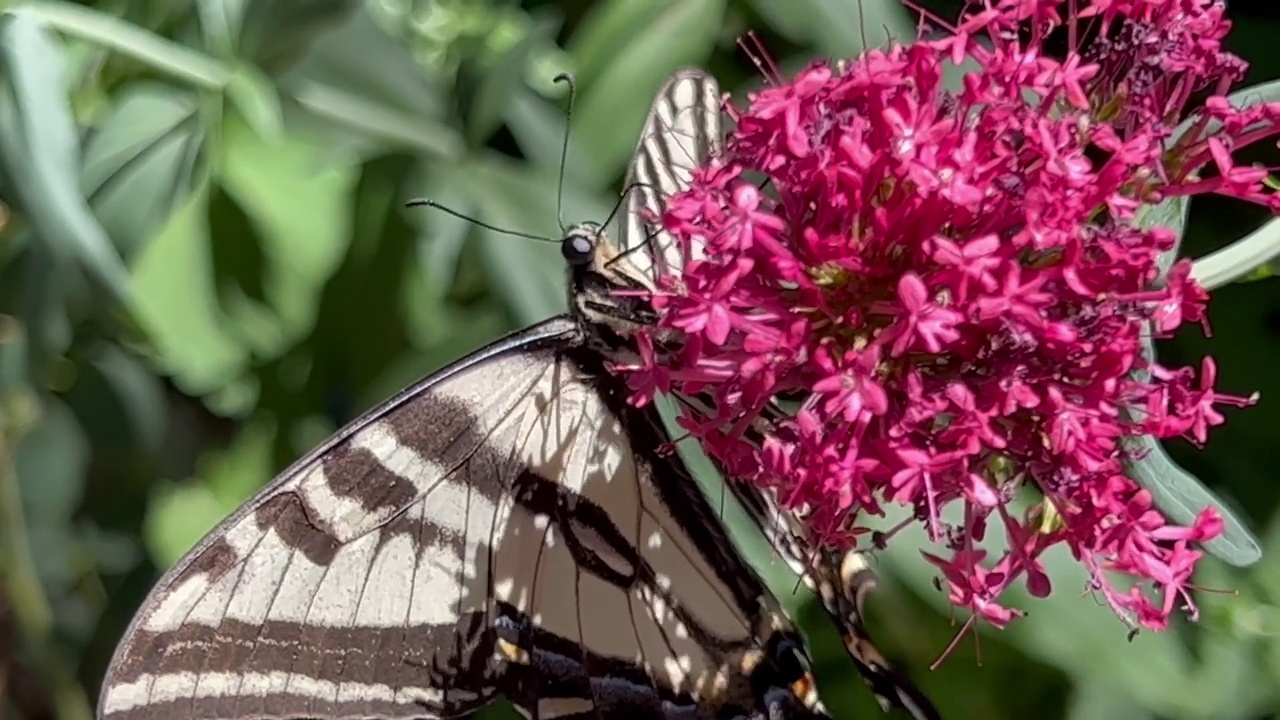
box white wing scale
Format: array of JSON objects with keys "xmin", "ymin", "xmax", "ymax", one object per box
[
  {"xmin": 100, "ymin": 318, "xmax": 781, "ymax": 720},
  {"xmin": 618, "ymin": 69, "xmax": 722, "ymax": 284}
]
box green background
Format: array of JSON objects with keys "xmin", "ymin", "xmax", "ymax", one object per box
[{"xmin": 1, "ymin": 0, "xmax": 1279, "ymax": 719}]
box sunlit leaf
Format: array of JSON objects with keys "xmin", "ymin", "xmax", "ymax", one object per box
[
  {"xmin": 1123, "ymin": 433, "xmax": 1262, "ymax": 566},
  {"xmin": 215, "ymin": 113, "xmax": 356, "ymax": 354},
  {"xmin": 130, "ymin": 184, "xmax": 250, "ymax": 394}
]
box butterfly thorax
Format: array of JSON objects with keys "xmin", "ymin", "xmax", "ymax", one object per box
[{"xmin": 562, "ymin": 221, "xmax": 659, "ymax": 357}]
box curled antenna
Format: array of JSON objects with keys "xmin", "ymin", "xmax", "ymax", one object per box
[
  {"xmin": 552, "ymin": 72, "xmax": 576, "ymax": 235},
  {"xmin": 404, "ymin": 198, "xmax": 557, "ymax": 244}
]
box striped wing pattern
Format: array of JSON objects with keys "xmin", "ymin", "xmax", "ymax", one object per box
[
  {"xmin": 101, "ymin": 318, "xmax": 780, "ymax": 720},
  {"xmin": 618, "ymin": 69, "xmax": 722, "ymax": 284},
  {"xmin": 727, "ymin": 474, "xmax": 943, "ymax": 720}
]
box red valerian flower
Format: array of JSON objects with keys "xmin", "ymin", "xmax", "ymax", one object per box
[{"xmin": 623, "ymin": 0, "xmax": 1270, "ymax": 634}]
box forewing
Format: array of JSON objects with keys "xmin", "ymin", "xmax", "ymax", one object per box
[
  {"xmin": 618, "ymin": 68, "xmax": 722, "ymax": 284},
  {"xmin": 99, "ymin": 316, "xmax": 776, "ymax": 720}
]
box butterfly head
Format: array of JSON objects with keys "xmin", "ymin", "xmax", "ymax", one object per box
[
  {"xmin": 564, "ymin": 220, "xmax": 659, "ymax": 343},
  {"xmin": 561, "ymin": 222, "xmax": 603, "ymax": 267}
]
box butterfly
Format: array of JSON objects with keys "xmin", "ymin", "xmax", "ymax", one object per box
[{"xmin": 97, "ymin": 69, "xmax": 940, "ymax": 720}]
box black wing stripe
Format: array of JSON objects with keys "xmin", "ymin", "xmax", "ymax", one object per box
[
  {"xmin": 621, "ymin": 69, "xmax": 722, "ymax": 283},
  {"xmin": 100, "ymin": 317, "xmax": 783, "ymax": 720}
]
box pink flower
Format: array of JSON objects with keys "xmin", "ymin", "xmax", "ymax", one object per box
[{"xmin": 621, "ymin": 0, "xmax": 1265, "ymax": 637}]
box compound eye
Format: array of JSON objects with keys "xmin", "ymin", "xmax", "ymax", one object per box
[{"xmin": 561, "ymin": 232, "xmax": 594, "ymax": 265}]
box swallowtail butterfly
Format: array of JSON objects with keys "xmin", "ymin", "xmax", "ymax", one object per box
[{"xmin": 98, "ymin": 70, "xmax": 940, "ymax": 720}]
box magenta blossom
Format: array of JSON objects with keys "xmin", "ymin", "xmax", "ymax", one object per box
[{"xmin": 623, "ymin": 0, "xmax": 1269, "ymax": 634}]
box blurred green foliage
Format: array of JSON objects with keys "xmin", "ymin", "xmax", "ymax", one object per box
[{"xmin": 0, "ymin": 1, "xmax": 1278, "ymax": 719}]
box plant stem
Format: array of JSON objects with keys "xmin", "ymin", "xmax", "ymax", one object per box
[{"xmin": 0, "ymin": 421, "xmax": 94, "ymax": 720}]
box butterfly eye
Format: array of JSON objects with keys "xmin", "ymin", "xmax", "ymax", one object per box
[{"xmin": 562, "ymin": 229, "xmax": 596, "ymax": 266}]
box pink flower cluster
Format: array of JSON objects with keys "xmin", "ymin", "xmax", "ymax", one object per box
[{"xmin": 623, "ymin": 0, "xmax": 1272, "ymax": 632}]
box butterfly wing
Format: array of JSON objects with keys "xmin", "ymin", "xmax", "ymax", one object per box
[
  {"xmin": 616, "ymin": 68, "xmax": 722, "ymax": 284},
  {"xmin": 727, "ymin": 480, "xmax": 942, "ymax": 720},
  {"xmin": 99, "ymin": 316, "xmax": 800, "ymax": 720}
]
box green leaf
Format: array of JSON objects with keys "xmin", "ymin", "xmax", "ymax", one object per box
[
  {"xmin": 215, "ymin": 113, "xmax": 356, "ymax": 352},
  {"xmin": 744, "ymin": 0, "xmax": 914, "ymax": 58},
  {"xmin": 280, "ymin": 8, "xmax": 460, "ymax": 158},
  {"xmin": 195, "ymin": 0, "xmax": 240, "ymax": 59},
  {"xmin": 14, "ymin": 396, "xmax": 86, "ymax": 523},
  {"xmin": 458, "ymin": 17, "xmax": 555, "ymax": 148},
  {"xmin": 406, "ymin": 171, "xmax": 477, "ymax": 303},
  {"xmin": 1123, "ymin": 433, "xmax": 1262, "ymax": 566},
  {"xmin": 237, "ymin": 0, "xmax": 358, "ymax": 74},
  {"xmin": 461, "ymin": 155, "xmax": 614, "ymax": 325},
  {"xmin": 144, "ymin": 417, "xmax": 275, "ymax": 567},
  {"xmin": 206, "ymin": 180, "xmax": 271, "ymax": 313},
  {"xmin": 130, "ymin": 183, "xmax": 250, "ymax": 395},
  {"xmin": 15, "ymin": 0, "xmax": 229, "ymax": 88},
  {"xmin": 0, "ymin": 11, "xmax": 131, "ymax": 302},
  {"xmin": 570, "ymin": 0, "xmax": 726, "ymax": 183},
  {"xmin": 1123, "ymin": 332, "xmax": 1262, "ymax": 567},
  {"xmin": 63, "ymin": 341, "xmax": 167, "ymax": 458},
  {"xmin": 882, "ymin": 502, "xmax": 1197, "ymax": 718},
  {"xmin": 5, "ymin": 234, "xmax": 73, "ymax": 379},
  {"xmin": 80, "ymin": 83, "xmax": 206, "ymax": 260},
  {"xmin": 224, "ymin": 63, "xmax": 284, "ymax": 142},
  {"xmin": 567, "ymin": 0, "xmax": 672, "ymax": 93},
  {"xmin": 14, "ymin": 396, "xmax": 87, "ymax": 589},
  {"xmin": 502, "ymin": 87, "xmax": 596, "ymax": 188},
  {"xmin": 1066, "ymin": 681, "xmax": 1154, "ymax": 720}
]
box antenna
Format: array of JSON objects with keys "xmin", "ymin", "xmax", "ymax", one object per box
[
  {"xmin": 403, "ymin": 198, "xmax": 557, "ymax": 244},
  {"xmin": 407, "ymin": 72, "xmax": 579, "ymax": 245},
  {"xmin": 600, "ymin": 181, "xmax": 666, "ymax": 268},
  {"xmin": 552, "ymin": 73, "xmax": 576, "ymax": 236}
]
